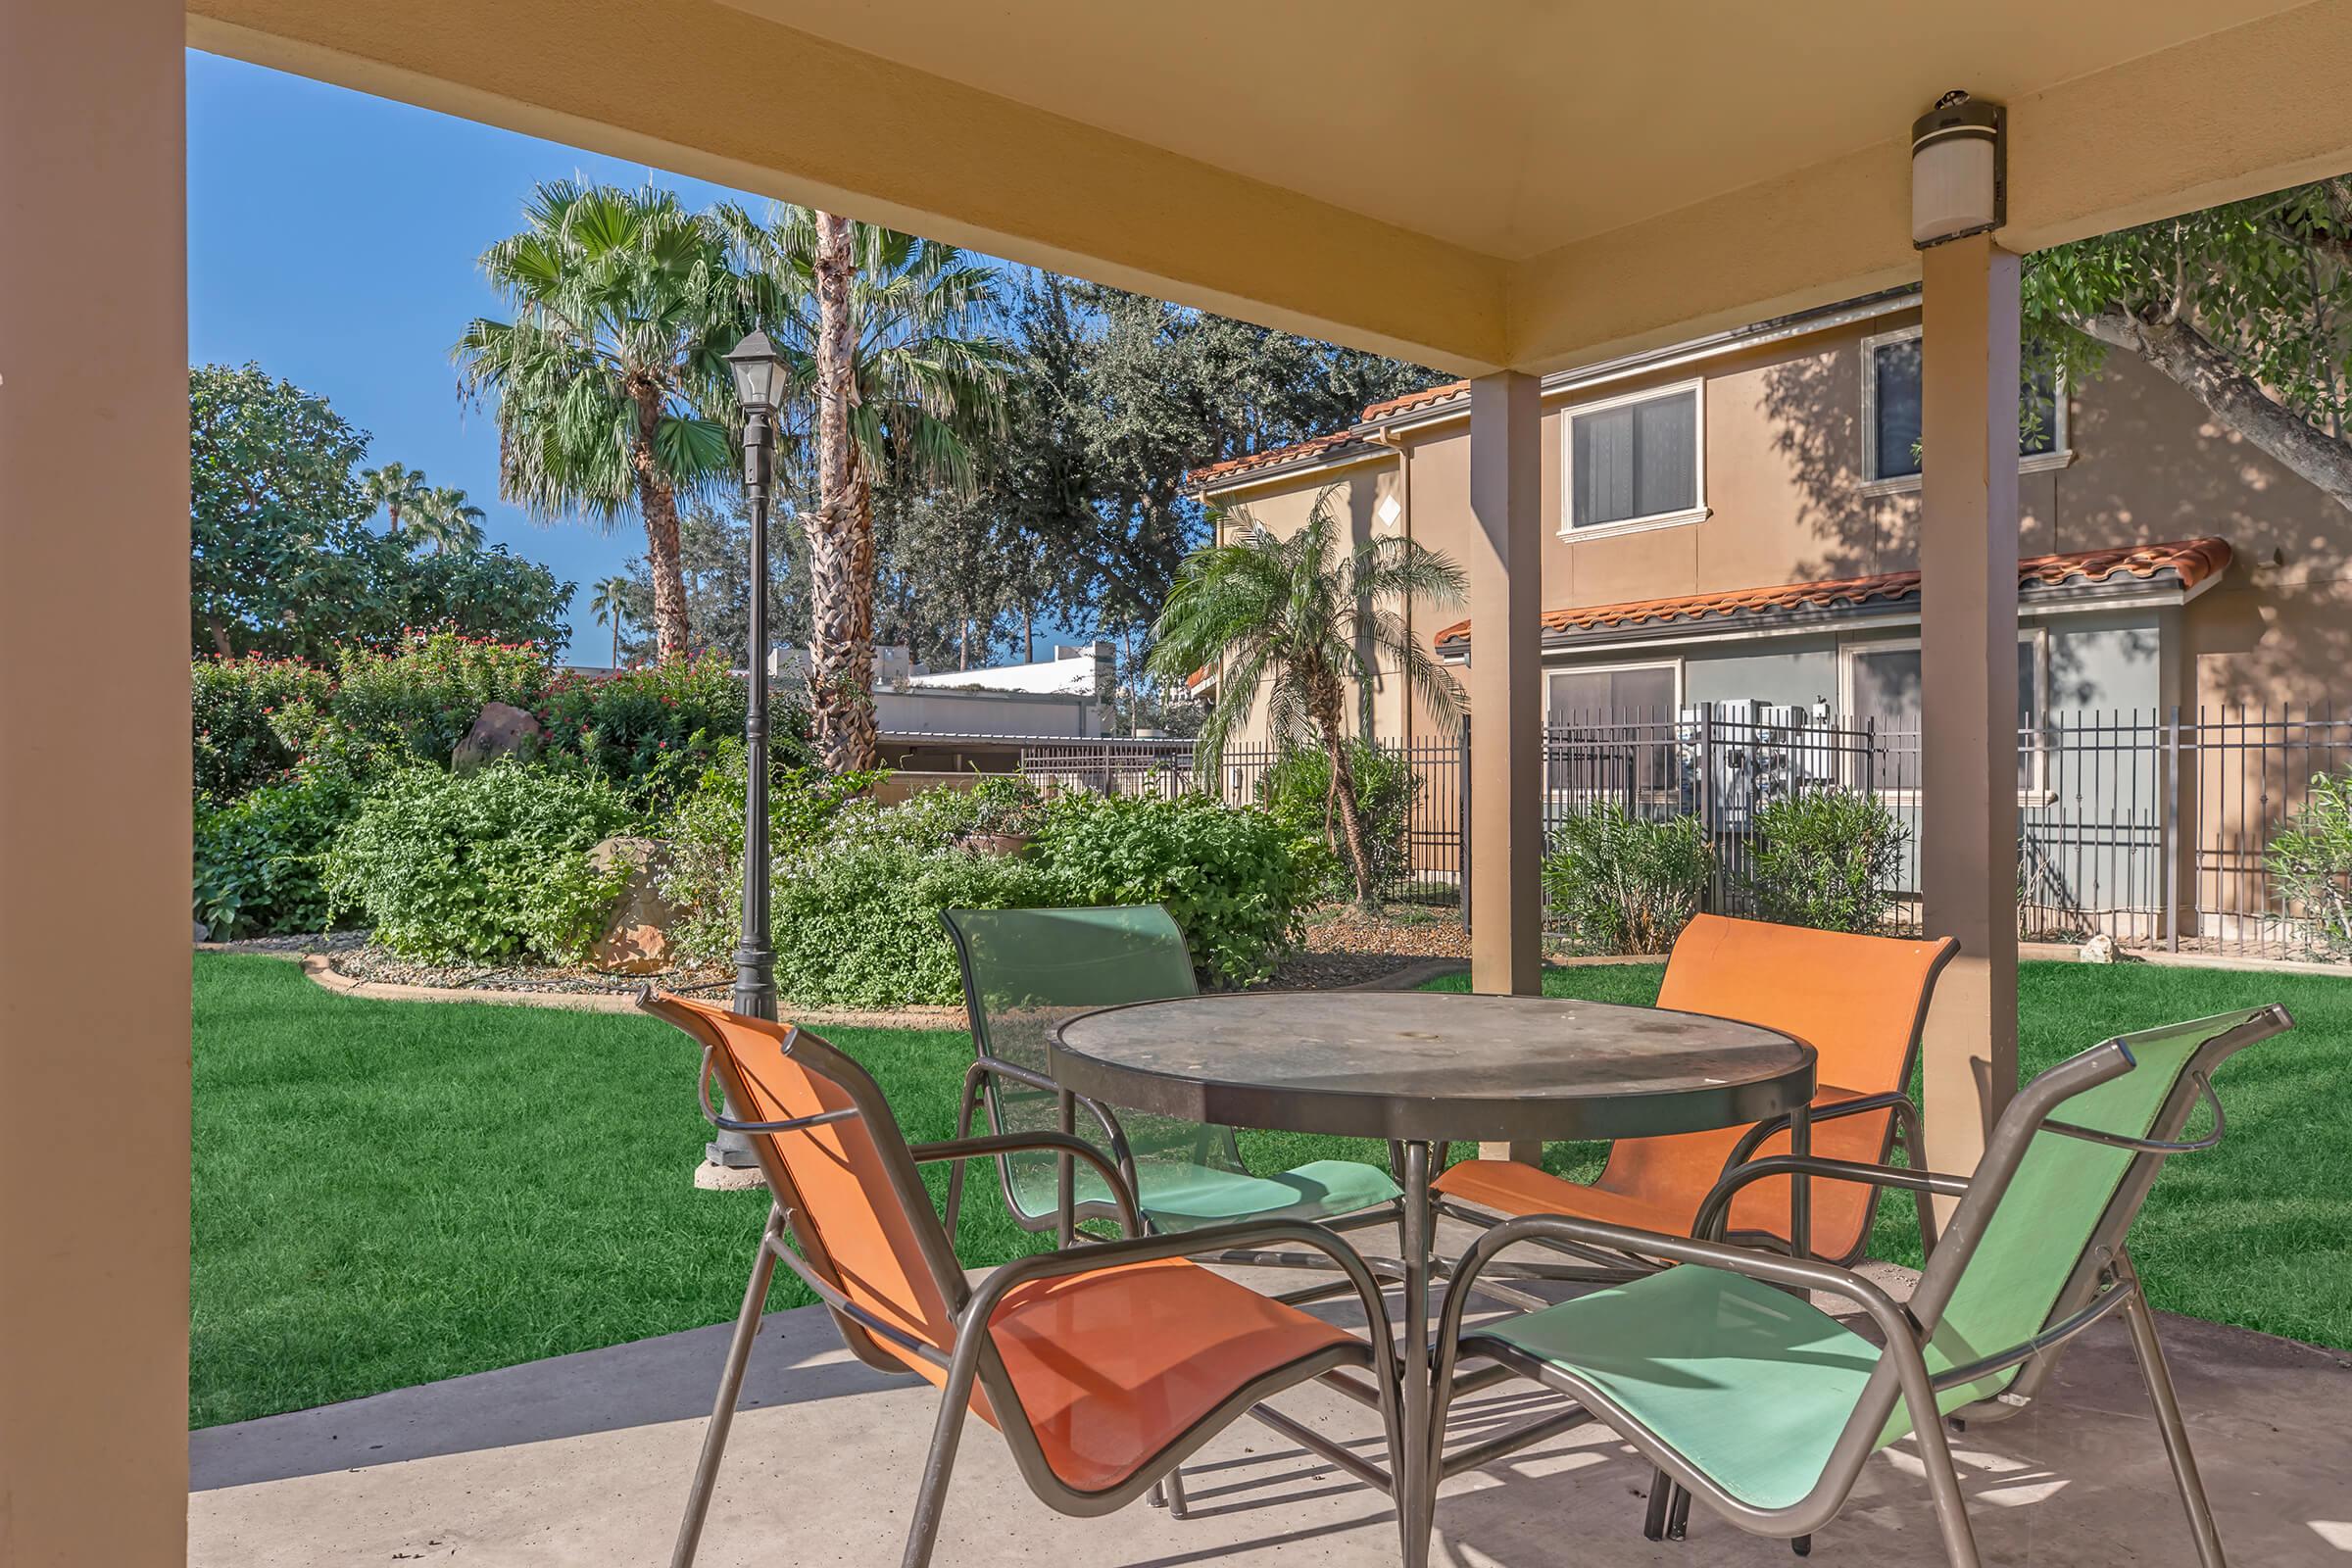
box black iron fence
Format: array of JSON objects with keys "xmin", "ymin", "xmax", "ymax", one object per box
[{"xmin": 1014, "ymin": 703, "xmax": 2352, "ymax": 962}]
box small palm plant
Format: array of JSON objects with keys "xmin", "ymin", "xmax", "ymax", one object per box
[{"xmin": 1150, "ymin": 484, "xmax": 1465, "ymax": 907}]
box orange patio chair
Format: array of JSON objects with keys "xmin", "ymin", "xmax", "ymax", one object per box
[
  {"xmin": 641, "ymin": 991, "xmax": 1402, "ymax": 1568},
  {"xmin": 1433, "ymin": 913, "xmax": 1957, "ymax": 1269}
]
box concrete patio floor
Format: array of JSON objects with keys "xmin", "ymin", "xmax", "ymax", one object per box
[{"xmin": 191, "ymin": 1243, "xmax": 2352, "ymax": 1568}]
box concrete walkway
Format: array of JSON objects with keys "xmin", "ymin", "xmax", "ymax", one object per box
[{"xmin": 191, "ymin": 1258, "xmax": 2352, "ymax": 1567}]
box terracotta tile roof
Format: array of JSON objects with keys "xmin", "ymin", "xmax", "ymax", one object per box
[
  {"xmin": 1186, "ymin": 377, "xmax": 1470, "ymax": 489},
  {"xmin": 1431, "ymin": 538, "xmax": 2231, "ymax": 651},
  {"xmin": 1185, "ymin": 429, "xmax": 1365, "ymax": 488},
  {"xmin": 1359, "ymin": 379, "xmax": 1469, "ymax": 420}
]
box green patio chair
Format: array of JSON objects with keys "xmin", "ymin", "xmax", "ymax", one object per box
[
  {"xmin": 940, "ymin": 906, "xmax": 1404, "ymax": 1246},
  {"xmin": 1430, "ymin": 1003, "xmax": 2294, "ymax": 1568}
]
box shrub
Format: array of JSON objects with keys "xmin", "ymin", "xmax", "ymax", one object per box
[
  {"xmin": 1742, "ymin": 789, "xmax": 1909, "ymax": 934},
  {"xmin": 322, "ymin": 762, "xmax": 639, "ymax": 962},
  {"xmin": 1033, "ymin": 793, "xmax": 1316, "ymax": 988},
  {"xmin": 2269, "ymin": 770, "xmax": 2352, "ymax": 958},
  {"xmin": 1255, "ymin": 742, "xmax": 1419, "ymax": 901},
  {"xmin": 1542, "ymin": 805, "xmax": 1712, "ymax": 955},
  {"xmin": 768, "ymin": 837, "xmax": 1063, "ymax": 1007},
  {"xmin": 193, "ymin": 768, "xmax": 360, "ymax": 938},
  {"xmin": 289, "ymin": 630, "xmax": 553, "ymax": 775},
  {"xmin": 539, "ymin": 654, "xmax": 786, "ymax": 808},
  {"xmin": 192, "ymin": 658, "xmax": 334, "ymax": 802},
  {"xmin": 660, "ymin": 743, "xmax": 890, "ymax": 965}
]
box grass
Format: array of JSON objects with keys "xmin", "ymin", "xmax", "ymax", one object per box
[
  {"xmin": 1424, "ymin": 959, "xmax": 2352, "ymax": 1348},
  {"xmin": 192, "ymin": 952, "xmax": 2349, "ymax": 1429}
]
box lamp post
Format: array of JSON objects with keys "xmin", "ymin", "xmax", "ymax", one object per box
[{"xmin": 705, "ymin": 328, "xmax": 792, "ymax": 1176}]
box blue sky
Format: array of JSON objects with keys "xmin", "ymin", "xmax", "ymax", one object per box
[{"xmin": 188, "ymin": 50, "xmax": 773, "ymax": 664}]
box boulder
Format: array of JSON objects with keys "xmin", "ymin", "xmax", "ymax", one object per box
[
  {"xmin": 588, "ymin": 836, "xmax": 685, "ymax": 974},
  {"xmin": 451, "ymin": 702, "xmax": 542, "ymax": 772}
]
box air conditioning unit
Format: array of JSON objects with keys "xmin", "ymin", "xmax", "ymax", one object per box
[{"xmin": 1679, "ymin": 700, "xmax": 1837, "ymax": 828}]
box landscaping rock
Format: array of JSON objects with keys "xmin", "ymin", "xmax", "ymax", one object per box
[
  {"xmin": 587, "ymin": 837, "xmax": 684, "ymax": 974},
  {"xmin": 450, "ymin": 702, "xmax": 542, "ymax": 772}
]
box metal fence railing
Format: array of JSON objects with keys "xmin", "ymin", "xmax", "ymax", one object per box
[{"xmin": 1013, "ymin": 703, "xmax": 2352, "ymax": 963}]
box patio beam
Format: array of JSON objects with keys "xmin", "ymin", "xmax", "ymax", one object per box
[
  {"xmin": 0, "ymin": 0, "xmax": 193, "ymax": 1561},
  {"xmin": 1464, "ymin": 374, "xmax": 1544, "ymax": 1160},
  {"xmin": 1917, "ymin": 233, "xmax": 2023, "ymax": 1193}
]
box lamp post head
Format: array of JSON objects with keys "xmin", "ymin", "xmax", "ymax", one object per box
[{"xmin": 726, "ymin": 328, "xmax": 789, "ymax": 416}]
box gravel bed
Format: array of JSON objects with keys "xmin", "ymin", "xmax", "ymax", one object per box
[{"xmin": 206, "ymin": 906, "xmax": 1477, "ymax": 1002}]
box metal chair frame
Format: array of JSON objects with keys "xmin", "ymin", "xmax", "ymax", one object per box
[
  {"xmin": 1425, "ymin": 1004, "xmax": 2292, "ymax": 1568},
  {"xmin": 645, "ymin": 993, "xmax": 1406, "ymax": 1568},
  {"xmin": 939, "ymin": 906, "xmax": 1409, "ymax": 1297}
]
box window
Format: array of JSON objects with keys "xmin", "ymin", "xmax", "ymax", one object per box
[
  {"xmin": 1565, "ymin": 380, "xmax": 1705, "ymax": 535},
  {"xmin": 1861, "ymin": 325, "xmax": 2067, "ymax": 488},
  {"xmin": 1842, "ymin": 633, "xmax": 2047, "ymax": 794},
  {"xmin": 1547, "ymin": 662, "xmax": 1681, "ymax": 795}
]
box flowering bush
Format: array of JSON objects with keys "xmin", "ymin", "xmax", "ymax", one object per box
[
  {"xmin": 537, "ymin": 655, "xmax": 807, "ymax": 808},
  {"xmin": 322, "ymin": 762, "xmax": 639, "ymax": 962},
  {"xmin": 192, "ymin": 658, "xmax": 335, "ymax": 802},
  {"xmin": 272, "ymin": 630, "xmax": 553, "ymax": 776}
]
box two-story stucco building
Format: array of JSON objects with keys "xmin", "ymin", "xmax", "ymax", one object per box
[{"xmin": 1188, "ymin": 287, "xmax": 2348, "ymax": 750}]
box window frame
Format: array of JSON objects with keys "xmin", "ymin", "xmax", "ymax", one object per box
[
  {"xmin": 1559, "ymin": 377, "xmax": 1710, "ymax": 540},
  {"xmin": 1858, "ymin": 323, "xmax": 2072, "ymax": 496},
  {"xmin": 1544, "ymin": 657, "xmax": 1686, "ymax": 723},
  {"xmin": 1838, "ymin": 628, "xmax": 2051, "ymax": 801}
]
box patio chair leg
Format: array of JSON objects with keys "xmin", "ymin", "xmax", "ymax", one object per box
[
  {"xmin": 1642, "ymin": 1473, "xmax": 1672, "ymax": 1540},
  {"xmin": 1666, "ymin": 1480, "xmax": 1691, "ymax": 1540},
  {"xmin": 671, "ymin": 1208, "xmax": 784, "ymax": 1568},
  {"xmin": 902, "ymin": 1364, "xmax": 978, "ymax": 1568},
  {"xmin": 1906, "ymin": 1390, "xmax": 1983, "ymax": 1568},
  {"xmin": 1161, "ymin": 1461, "xmax": 1191, "ymax": 1518},
  {"xmin": 2119, "ymin": 1277, "xmax": 2228, "ymax": 1568},
  {"xmin": 943, "ymin": 1076, "xmax": 984, "ymax": 1241}
]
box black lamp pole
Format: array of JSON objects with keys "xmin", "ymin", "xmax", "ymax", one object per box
[{"xmin": 710, "ymin": 330, "xmax": 788, "ymax": 1172}]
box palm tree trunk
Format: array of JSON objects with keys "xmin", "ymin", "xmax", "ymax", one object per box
[
  {"xmin": 1022, "ymin": 603, "xmax": 1034, "ymax": 664},
  {"xmin": 630, "ymin": 389, "xmax": 692, "ymax": 663},
  {"xmin": 807, "ymin": 210, "xmax": 879, "ymax": 771},
  {"xmin": 1311, "ymin": 674, "xmax": 1378, "ymax": 906}
]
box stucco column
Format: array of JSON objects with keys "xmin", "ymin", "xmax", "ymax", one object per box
[
  {"xmin": 1917, "ymin": 234, "xmax": 2022, "ymax": 1194},
  {"xmin": 0, "ymin": 2, "xmax": 192, "ymax": 1562},
  {"xmin": 1466, "ymin": 373, "xmax": 1544, "ymax": 1161}
]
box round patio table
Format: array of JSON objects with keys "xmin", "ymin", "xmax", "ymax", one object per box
[{"xmin": 1050, "ymin": 989, "xmax": 1814, "ymax": 1568}]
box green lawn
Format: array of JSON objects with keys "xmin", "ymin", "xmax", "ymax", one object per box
[{"xmin": 192, "ymin": 953, "xmax": 2349, "ymax": 1429}]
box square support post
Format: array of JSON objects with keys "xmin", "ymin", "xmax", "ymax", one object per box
[
  {"xmin": 0, "ymin": 1, "xmax": 192, "ymax": 1562},
  {"xmin": 1917, "ymin": 233, "xmax": 2023, "ymax": 1198},
  {"xmin": 1466, "ymin": 372, "xmax": 1544, "ymax": 1162}
]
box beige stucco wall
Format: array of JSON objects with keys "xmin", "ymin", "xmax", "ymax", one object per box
[
  {"xmin": 1, "ymin": 2, "xmax": 193, "ymax": 1563},
  {"xmin": 1207, "ymin": 304, "xmax": 2352, "ymax": 743}
]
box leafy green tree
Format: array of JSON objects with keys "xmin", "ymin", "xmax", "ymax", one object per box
[
  {"xmin": 410, "ymin": 485, "xmax": 486, "ymax": 556},
  {"xmin": 1149, "ymin": 484, "xmax": 1465, "ymax": 906},
  {"xmin": 721, "ymin": 205, "xmax": 1014, "ymax": 769},
  {"xmin": 2027, "ymin": 176, "xmax": 2352, "ymax": 509},
  {"xmin": 456, "ymin": 182, "xmax": 744, "ymax": 662},
  {"xmin": 387, "ymin": 545, "xmax": 571, "ymax": 652},
  {"xmin": 190, "ymin": 363, "xmax": 385, "ymax": 660},
  {"xmin": 359, "ymin": 461, "xmax": 429, "ymax": 539}
]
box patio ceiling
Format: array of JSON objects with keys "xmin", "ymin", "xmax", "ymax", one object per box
[{"xmin": 192, "ymin": 0, "xmax": 2352, "ymax": 373}]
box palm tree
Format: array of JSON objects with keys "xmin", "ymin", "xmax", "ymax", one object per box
[
  {"xmin": 409, "ymin": 485, "xmax": 486, "ymax": 556},
  {"xmin": 719, "ymin": 204, "xmax": 1012, "ymax": 769},
  {"xmin": 1149, "ymin": 484, "xmax": 1467, "ymax": 907},
  {"xmin": 590, "ymin": 574, "xmax": 632, "ymax": 667},
  {"xmin": 359, "ymin": 461, "xmax": 430, "ymax": 539},
  {"xmin": 455, "ymin": 182, "xmax": 742, "ymax": 663}
]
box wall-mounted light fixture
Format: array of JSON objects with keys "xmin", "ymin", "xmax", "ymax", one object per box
[{"xmin": 1911, "ymin": 90, "xmax": 2005, "ymax": 249}]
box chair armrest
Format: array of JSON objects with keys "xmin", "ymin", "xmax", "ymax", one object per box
[
  {"xmin": 1436, "ymin": 1211, "xmax": 1926, "ymax": 1370},
  {"xmin": 910, "ymin": 1131, "xmax": 1143, "ymax": 1239},
  {"xmin": 1722, "ymin": 1088, "xmax": 1913, "ymax": 1172},
  {"xmin": 1690, "ymin": 1152, "xmax": 1972, "ymax": 1246},
  {"xmin": 962, "ymin": 1055, "xmax": 1141, "ymax": 1175}
]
